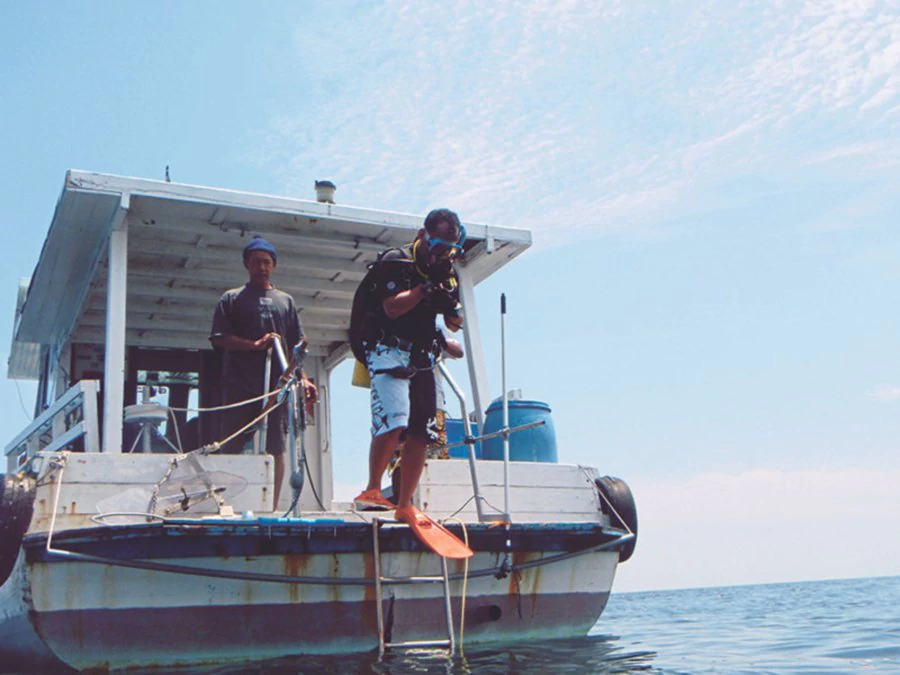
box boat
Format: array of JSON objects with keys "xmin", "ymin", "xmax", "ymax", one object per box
[{"xmin": 0, "ymin": 170, "xmax": 637, "ymax": 671}]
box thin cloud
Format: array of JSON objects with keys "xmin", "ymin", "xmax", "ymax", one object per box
[
  {"xmin": 807, "ymin": 139, "xmax": 900, "ymax": 173},
  {"xmin": 255, "ymin": 1, "xmax": 899, "ymax": 246},
  {"xmin": 868, "ymin": 385, "xmax": 900, "ymax": 402}
]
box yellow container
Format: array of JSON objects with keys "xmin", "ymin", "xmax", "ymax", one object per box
[{"xmin": 351, "ymin": 359, "xmax": 371, "ymax": 388}]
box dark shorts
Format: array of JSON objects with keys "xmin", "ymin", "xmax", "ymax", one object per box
[
  {"xmin": 220, "ymin": 397, "xmax": 288, "ymax": 456},
  {"xmin": 407, "ymin": 367, "xmax": 437, "ymax": 437}
]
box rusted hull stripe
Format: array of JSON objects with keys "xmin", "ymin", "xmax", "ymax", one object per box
[{"xmin": 35, "ymin": 591, "xmax": 610, "ymax": 670}]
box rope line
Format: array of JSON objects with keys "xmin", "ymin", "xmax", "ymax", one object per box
[
  {"xmin": 445, "ymin": 494, "xmax": 507, "ymax": 520},
  {"xmin": 166, "ymin": 388, "xmax": 278, "ymax": 414},
  {"xmin": 210, "ymin": 395, "xmax": 287, "ymax": 454},
  {"xmin": 443, "ymin": 516, "xmax": 470, "ymax": 655}
]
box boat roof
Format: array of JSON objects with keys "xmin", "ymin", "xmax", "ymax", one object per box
[{"xmin": 9, "ymin": 170, "xmax": 532, "ymax": 378}]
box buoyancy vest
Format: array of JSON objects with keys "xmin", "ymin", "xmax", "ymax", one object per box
[
  {"xmin": 349, "ymin": 247, "xmax": 411, "ymax": 363},
  {"xmin": 349, "ymin": 245, "xmax": 458, "ymax": 364}
]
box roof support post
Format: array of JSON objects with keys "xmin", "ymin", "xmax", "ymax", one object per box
[
  {"xmin": 456, "ymin": 265, "xmax": 490, "ymax": 431},
  {"xmin": 102, "ymin": 194, "xmax": 130, "ymax": 453}
]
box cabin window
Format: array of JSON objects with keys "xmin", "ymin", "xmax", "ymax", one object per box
[{"xmin": 123, "ymin": 348, "xmax": 215, "ymax": 453}]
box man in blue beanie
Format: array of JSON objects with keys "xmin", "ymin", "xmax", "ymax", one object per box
[
  {"xmin": 242, "ymin": 236, "xmax": 277, "ymax": 263},
  {"xmin": 210, "ymin": 236, "xmax": 316, "ymax": 509}
]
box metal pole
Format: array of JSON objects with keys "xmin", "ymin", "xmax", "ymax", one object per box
[
  {"xmin": 437, "ymin": 361, "xmax": 485, "ymax": 522},
  {"xmin": 258, "ymin": 347, "xmax": 273, "ymax": 456},
  {"xmin": 372, "ymin": 520, "xmax": 385, "ymax": 658},
  {"xmin": 274, "ymin": 337, "xmax": 307, "ymax": 517},
  {"xmin": 271, "ymin": 336, "xmax": 290, "ymax": 372},
  {"xmin": 500, "ymin": 293, "xmax": 510, "ymax": 520},
  {"xmin": 286, "ymin": 384, "xmax": 299, "ymax": 515},
  {"xmin": 140, "ymin": 385, "xmax": 151, "ymax": 453},
  {"xmin": 441, "ymin": 556, "xmax": 456, "ymax": 656},
  {"xmin": 455, "ymin": 264, "xmax": 490, "ymax": 434}
]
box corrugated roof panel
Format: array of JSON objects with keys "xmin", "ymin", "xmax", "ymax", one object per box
[{"xmin": 12, "ymin": 171, "xmax": 532, "ymax": 363}]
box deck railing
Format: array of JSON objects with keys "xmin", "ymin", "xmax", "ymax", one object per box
[{"xmin": 3, "ymin": 379, "xmax": 100, "ymax": 473}]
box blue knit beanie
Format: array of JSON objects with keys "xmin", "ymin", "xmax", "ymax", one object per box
[{"xmin": 243, "ymin": 236, "xmax": 277, "ymax": 263}]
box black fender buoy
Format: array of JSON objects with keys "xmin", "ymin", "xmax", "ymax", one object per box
[
  {"xmin": 595, "ymin": 476, "xmax": 638, "ymax": 563},
  {"xmin": 0, "ymin": 473, "xmax": 36, "ymax": 587}
]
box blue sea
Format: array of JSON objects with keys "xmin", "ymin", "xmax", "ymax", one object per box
[
  {"xmin": 188, "ymin": 575, "xmax": 900, "ymax": 674},
  {"xmin": 6, "ymin": 576, "xmax": 897, "ymax": 673}
]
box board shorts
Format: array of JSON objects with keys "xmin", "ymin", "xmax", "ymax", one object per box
[{"xmin": 366, "ymin": 344, "xmax": 436, "ymax": 438}]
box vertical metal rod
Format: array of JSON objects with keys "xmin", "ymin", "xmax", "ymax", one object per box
[
  {"xmin": 140, "ymin": 386, "xmax": 152, "ymax": 453},
  {"xmin": 286, "ymin": 384, "xmax": 299, "ymax": 516},
  {"xmin": 441, "ymin": 556, "xmax": 456, "ymax": 656},
  {"xmin": 271, "ymin": 336, "xmax": 290, "ymax": 373},
  {"xmin": 258, "ymin": 347, "xmax": 273, "ymax": 456},
  {"xmin": 272, "ymin": 338, "xmax": 304, "ymax": 517},
  {"xmin": 372, "ymin": 520, "xmax": 385, "ymax": 657},
  {"xmin": 455, "ymin": 265, "xmax": 490, "ymax": 434},
  {"xmin": 500, "ymin": 293, "xmax": 511, "ymax": 519},
  {"xmin": 273, "ymin": 341, "xmax": 293, "ymax": 496},
  {"xmin": 140, "ymin": 426, "xmax": 152, "ymax": 454},
  {"xmin": 437, "ymin": 361, "xmax": 485, "ymax": 522}
]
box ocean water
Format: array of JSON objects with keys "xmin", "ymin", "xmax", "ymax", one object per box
[
  {"xmin": 186, "ymin": 575, "xmax": 900, "ymax": 674},
  {"xmin": 5, "ymin": 576, "xmax": 897, "ymax": 673}
]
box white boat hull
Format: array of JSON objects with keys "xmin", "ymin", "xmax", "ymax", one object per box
[{"xmin": 2, "ymin": 521, "xmax": 620, "ymax": 671}]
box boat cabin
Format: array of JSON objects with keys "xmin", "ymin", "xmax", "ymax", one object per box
[{"xmin": 5, "ymin": 171, "xmax": 531, "ymax": 513}]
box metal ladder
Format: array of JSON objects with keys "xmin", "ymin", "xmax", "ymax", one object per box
[{"xmin": 372, "ymin": 519, "xmax": 455, "ymax": 657}]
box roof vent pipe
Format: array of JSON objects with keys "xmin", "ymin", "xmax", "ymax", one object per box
[{"xmin": 315, "ymin": 180, "xmax": 336, "ymax": 204}]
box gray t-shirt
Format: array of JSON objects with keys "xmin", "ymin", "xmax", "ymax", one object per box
[{"xmin": 210, "ymin": 284, "xmax": 303, "ymax": 399}]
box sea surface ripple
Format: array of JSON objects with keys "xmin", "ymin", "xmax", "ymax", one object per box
[
  {"xmin": 180, "ymin": 575, "xmax": 900, "ymax": 674},
  {"xmin": 5, "ymin": 576, "xmax": 897, "ymax": 674}
]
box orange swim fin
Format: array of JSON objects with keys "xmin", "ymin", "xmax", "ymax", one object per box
[{"xmin": 394, "ymin": 506, "xmax": 474, "ymax": 559}]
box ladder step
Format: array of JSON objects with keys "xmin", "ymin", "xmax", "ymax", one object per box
[
  {"xmin": 372, "ymin": 519, "xmax": 455, "ymax": 656},
  {"xmin": 385, "ymin": 639, "xmax": 452, "ymax": 649}
]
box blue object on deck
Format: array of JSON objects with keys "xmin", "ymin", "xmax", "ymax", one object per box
[
  {"xmin": 257, "ymin": 517, "xmax": 345, "ymax": 525},
  {"xmin": 482, "ymin": 399, "xmax": 558, "ymax": 463},
  {"xmin": 445, "ymin": 418, "xmax": 481, "ymax": 458}
]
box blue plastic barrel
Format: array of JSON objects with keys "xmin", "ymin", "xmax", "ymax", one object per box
[
  {"xmin": 482, "ymin": 399, "xmax": 557, "ymax": 462},
  {"xmin": 445, "ymin": 418, "xmax": 481, "ymax": 458}
]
